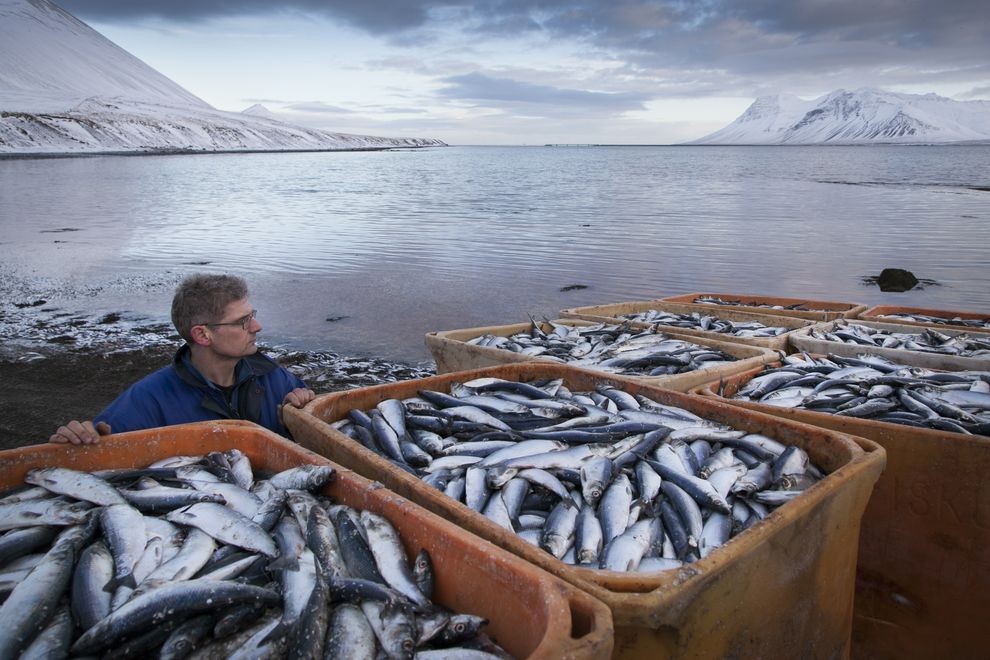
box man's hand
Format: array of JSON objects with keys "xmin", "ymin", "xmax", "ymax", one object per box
[
  {"xmin": 282, "ymin": 388, "xmax": 316, "ymax": 409},
  {"xmin": 49, "ymin": 420, "xmax": 112, "ymax": 445},
  {"xmin": 279, "ymin": 388, "xmax": 316, "ymax": 425}
]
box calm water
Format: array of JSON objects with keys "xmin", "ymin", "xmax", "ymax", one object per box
[{"xmin": 1, "ymin": 145, "xmax": 988, "ymax": 364}]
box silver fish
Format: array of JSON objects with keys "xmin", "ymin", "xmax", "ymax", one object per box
[
  {"xmin": 24, "ymin": 467, "xmax": 126, "ymax": 507},
  {"xmin": 601, "ymin": 518, "xmax": 661, "ymax": 572},
  {"xmin": 540, "ymin": 498, "xmax": 579, "ymax": 559},
  {"xmin": 19, "ymin": 604, "xmax": 73, "ymax": 660},
  {"xmin": 100, "ymin": 503, "xmax": 147, "ymax": 589},
  {"xmin": 267, "ymin": 465, "xmax": 335, "ymax": 491},
  {"xmin": 326, "ymin": 603, "xmax": 378, "ymax": 660},
  {"xmin": 165, "ymin": 502, "xmax": 277, "ymax": 558},
  {"xmin": 360, "ymin": 511, "xmax": 429, "ymax": 607},
  {"xmin": 0, "ymin": 497, "xmax": 92, "ymax": 531},
  {"xmin": 598, "ymin": 473, "xmax": 633, "ymax": 543},
  {"xmin": 0, "ymin": 520, "xmax": 95, "ymax": 658},
  {"xmin": 574, "ymin": 504, "xmax": 603, "ymax": 565}
]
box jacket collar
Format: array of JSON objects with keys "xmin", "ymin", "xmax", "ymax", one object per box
[{"xmin": 171, "ymin": 343, "xmax": 279, "ymax": 390}]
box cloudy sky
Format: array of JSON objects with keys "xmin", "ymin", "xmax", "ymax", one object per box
[{"xmin": 60, "ymin": 0, "xmax": 990, "ymax": 144}]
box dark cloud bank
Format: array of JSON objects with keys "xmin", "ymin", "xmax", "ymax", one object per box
[{"xmin": 60, "ymin": 1, "xmax": 990, "ymax": 107}]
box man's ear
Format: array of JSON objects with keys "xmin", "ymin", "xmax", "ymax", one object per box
[{"xmin": 190, "ymin": 325, "xmax": 212, "ymax": 346}]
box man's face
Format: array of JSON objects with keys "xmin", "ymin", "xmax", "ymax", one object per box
[{"xmin": 206, "ymin": 297, "xmax": 261, "ymax": 358}]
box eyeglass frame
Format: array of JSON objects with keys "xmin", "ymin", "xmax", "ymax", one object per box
[{"xmin": 203, "ymin": 309, "xmax": 258, "ymax": 331}]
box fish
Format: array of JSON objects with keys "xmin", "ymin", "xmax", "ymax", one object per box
[
  {"xmin": 70, "ymin": 579, "xmax": 282, "ymax": 655},
  {"xmin": 731, "ymin": 353, "xmax": 990, "ymax": 436},
  {"xmin": 19, "ymin": 604, "xmax": 73, "ymax": 659},
  {"xmin": 692, "ymin": 296, "xmax": 822, "ymax": 311},
  {"xmin": 698, "ymin": 512, "xmax": 732, "ymax": 558},
  {"xmin": 0, "ymin": 525, "xmax": 58, "ymax": 566},
  {"xmin": 0, "ymin": 451, "xmax": 513, "ymax": 659},
  {"xmin": 140, "ymin": 527, "xmax": 216, "ymax": 586},
  {"xmin": 0, "ymin": 519, "xmax": 96, "ymax": 658},
  {"xmin": 329, "ymin": 375, "xmax": 826, "ymax": 573},
  {"xmin": 465, "ymin": 321, "xmax": 739, "ymax": 376},
  {"xmin": 325, "ymin": 603, "xmax": 378, "ymax": 660},
  {"xmin": 618, "ymin": 309, "xmax": 792, "ymax": 337},
  {"xmin": 174, "ymin": 466, "xmax": 263, "ymax": 517},
  {"xmin": 267, "ymin": 465, "xmax": 336, "ymax": 492},
  {"xmin": 0, "ymin": 496, "xmax": 93, "ymax": 531},
  {"xmin": 540, "ymin": 498, "xmax": 579, "ymax": 559},
  {"xmin": 361, "ymin": 600, "xmax": 416, "ymax": 660},
  {"xmin": 598, "ymin": 473, "xmax": 633, "ymax": 543},
  {"xmin": 287, "ymin": 570, "xmax": 331, "ymax": 659},
  {"xmin": 119, "ymin": 482, "xmax": 226, "ymax": 513},
  {"xmin": 876, "ymin": 312, "xmax": 990, "ymax": 330},
  {"xmin": 360, "ymin": 511, "xmax": 429, "ymax": 607},
  {"xmin": 574, "ymin": 504, "xmax": 603, "ymax": 565},
  {"xmin": 807, "ymin": 320, "xmax": 990, "ymax": 357},
  {"xmin": 159, "ymin": 613, "xmax": 216, "ymax": 660},
  {"xmin": 99, "ymin": 503, "xmax": 148, "ymax": 589},
  {"xmin": 600, "ymin": 518, "xmax": 661, "ymax": 572},
  {"xmin": 412, "ymin": 549, "xmax": 434, "ymax": 600},
  {"xmin": 166, "ymin": 502, "xmax": 278, "ymax": 558},
  {"xmin": 24, "ymin": 467, "xmax": 126, "ymax": 507}
]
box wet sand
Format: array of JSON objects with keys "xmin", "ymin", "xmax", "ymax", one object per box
[{"xmin": 0, "ymin": 345, "xmax": 174, "ymax": 449}]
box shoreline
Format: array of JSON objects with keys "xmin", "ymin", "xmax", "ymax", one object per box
[
  {"xmin": 0, "ymin": 144, "xmax": 446, "ymax": 160},
  {"xmin": 0, "ymin": 344, "xmax": 175, "ymax": 450}
]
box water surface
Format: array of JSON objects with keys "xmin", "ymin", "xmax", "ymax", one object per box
[{"xmin": 1, "ymin": 145, "xmax": 987, "ymax": 364}]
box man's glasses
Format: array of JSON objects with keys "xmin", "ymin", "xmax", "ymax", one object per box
[{"xmin": 205, "ymin": 309, "xmax": 257, "ymax": 330}]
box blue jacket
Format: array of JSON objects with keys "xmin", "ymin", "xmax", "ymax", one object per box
[{"xmin": 94, "ymin": 345, "xmax": 308, "ymax": 437}]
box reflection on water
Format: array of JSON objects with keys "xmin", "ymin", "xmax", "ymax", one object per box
[{"xmin": 1, "ymin": 145, "xmax": 988, "ymax": 362}]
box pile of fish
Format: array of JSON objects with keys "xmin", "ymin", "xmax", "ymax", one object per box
[
  {"xmin": 616, "ymin": 310, "xmax": 791, "ymax": 338},
  {"xmin": 694, "ymin": 296, "xmax": 819, "ymax": 311},
  {"xmin": 331, "ymin": 377, "xmax": 826, "ymax": 572},
  {"xmin": 0, "ymin": 455, "xmax": 511, "ymax": 659},
  {"xmin": 807, "ymin": 320, "xmax": 990, "ymax": 358},
  {"xmin": 875, "ymin": 312, "xmax": 990, "ymax": 330},
  {"xmin": 466, "ymin": 320, "xmax": 738, "ymax": 376},
  {"xmin": 731, "ymin": 353, "xmax": 990, "ymax": 436}
]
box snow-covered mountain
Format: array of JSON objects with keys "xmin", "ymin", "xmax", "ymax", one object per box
[
  {"xmin": 0, "ymin": 0, "xmax": 444, "ymax": 153},
  {"xmin": 690, "ymin": 89, "xmax": 990, "ymax": 145}
]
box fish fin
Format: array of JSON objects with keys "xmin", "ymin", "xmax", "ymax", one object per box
[
  {"xmin": 266, "ymin": 554, "xmax": 299, "ymax": 572},
  {"xmin": 104, "ymin": 571, "xmax": 137, "ymax": 592},
  {"xmin": 259, "ymin": 621, "xmax": 289, "ymax": 646}
]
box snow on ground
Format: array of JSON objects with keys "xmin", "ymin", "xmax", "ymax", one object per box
[
  {"xmin": 690, "ymin": 88, "xmax": 990, "ymax": 145},
  {"xmin": 0, "ymin": 0, "xmax": 444, "ymax": 153}
]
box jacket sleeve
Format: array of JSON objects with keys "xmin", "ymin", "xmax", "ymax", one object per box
[{"xmin": 93, "ymin": 380, "xmax": 169, "ymax": 434}]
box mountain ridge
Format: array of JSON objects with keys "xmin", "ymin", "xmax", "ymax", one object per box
[
  {"xmin": 0, "ymin": 0, "xmax": 444, "ymax": 153},
  {"xmin": 690, "ymin": 88, "xmax": 990, "ymax": 145}
]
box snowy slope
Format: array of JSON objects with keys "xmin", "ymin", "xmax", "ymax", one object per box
[
  {"xmin": 0, "ymin": 0, "xmax": 444, "ymax": 153},
  {"xmin": 691, "ymin": 89, "xmax": 990, "ymax": 145}
]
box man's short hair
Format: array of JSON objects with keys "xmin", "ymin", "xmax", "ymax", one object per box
[{"xmin": 171, "ymin": 274, "xmax": 248, "ymax": 343}]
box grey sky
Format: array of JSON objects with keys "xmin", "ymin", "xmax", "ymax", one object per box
[
  {"xmin": 60, "ymin": 1, "xmax": 990, "ymax": 91},
  {"xmin": 56, "ymin": 0, "xmax": 990, "ymax": 143}
]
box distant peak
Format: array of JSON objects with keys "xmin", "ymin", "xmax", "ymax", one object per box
[
  {"xmin": 241, "ymin": 104, "xmax": 283, "ymax": 122},
  {"xmin": 688, "ymin": 87, "xmax": 990, "ymax": 145}
]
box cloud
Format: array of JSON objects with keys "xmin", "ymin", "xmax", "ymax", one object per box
[
  {"xmin": 958, "ymin": 85, "xmax": 990, "ymax": 100},
  {"xmin": 379, "ymin": 106, "xmax": 430, "ymax": 114},
  {"xmin": 59, "ymin": 0, "xmax": 455, "ymax": 34},
  {"xmin": 60, "ymin": 1, "xmax": 990, "ymax": 101},
  {"xmin": 283, "ymin": 101, "xmax": 354, "ymax": 114},
  {"xmin": 437, "ymin": 72, "xmax": 651, "ymax": 114}
]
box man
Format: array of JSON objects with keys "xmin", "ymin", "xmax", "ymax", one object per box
[{"xmin": 50, "ymin": 274, "xmax": 315, "ymax": 444}]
